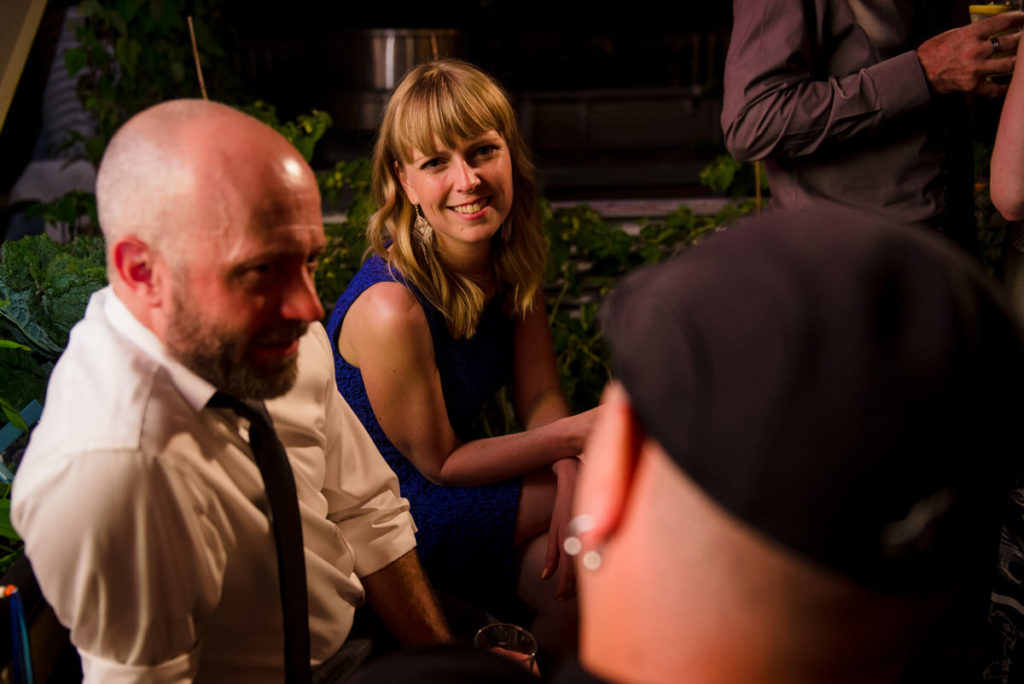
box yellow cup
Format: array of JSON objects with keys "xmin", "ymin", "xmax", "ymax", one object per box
[
  {"xmin": 971, "ymin": 3, "xmax": 1015, "ymax": 23},
  {"xmin": 971, "ymin": 2, "xmax": 1019, "ymax": 83}
]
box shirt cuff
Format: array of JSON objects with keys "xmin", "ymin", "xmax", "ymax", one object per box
[
  {"xmin": 80, "ymin": 648, "xmax": 199, "ymax": 684},
  {"xmin": 869, "ymin": 50, "xmax": 933, "ymax": 121},
  {"xmin": 348, "ymin": 506, "xmax": 419, "ymax": 578}
]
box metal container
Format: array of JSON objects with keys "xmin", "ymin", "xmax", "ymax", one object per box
[
  {"xmin": 352, "ymin": 28, "xmax": 462, "ymax": 90},
  {"xmin": 329, "ymin": 28, "xmax": 464, "ymax": 130}
]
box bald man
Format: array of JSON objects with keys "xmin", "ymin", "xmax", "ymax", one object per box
[{"xmin": 11, "ymin": 100, "xmax": 450, "ymax": 682}]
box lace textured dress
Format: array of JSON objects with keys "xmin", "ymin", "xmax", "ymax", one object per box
[{"xmin": 326, "ymin": 255, "xmax": 522, "ymax": 618}]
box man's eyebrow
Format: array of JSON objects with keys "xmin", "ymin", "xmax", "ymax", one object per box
[{"xmin": 229, "ymin": 246, "xmax": 316, "ymax": 271}]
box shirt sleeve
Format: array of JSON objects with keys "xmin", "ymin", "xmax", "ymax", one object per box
[
  {"xmin": 12, "ymin": 448, "xmax": 220, "ymax": 683},
  {"xmin": 721, "ymin": 0, "xmax": 932, "ymax": 162},
  {"xmin": 311, "ymin": 327, "xmax": 418, "ymax": 578}
]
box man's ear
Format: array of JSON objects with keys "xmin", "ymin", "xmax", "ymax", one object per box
[
  {"xmin": 575, "ymin": 381, "xmax": 644, "ymax": 547},
  {"xmin": 111, "ymin": 237, "xmax": 164, "ymax": 306}
]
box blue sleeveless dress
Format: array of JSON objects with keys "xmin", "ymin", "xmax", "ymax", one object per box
[{"xmin": 326, "ymin": 256, "xmax": 522, "ymax": 618}]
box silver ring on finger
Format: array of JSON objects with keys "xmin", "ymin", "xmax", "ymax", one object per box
[{"xmin": 992, "ymin": 35, "xmax": 1003, "ymax": 56}]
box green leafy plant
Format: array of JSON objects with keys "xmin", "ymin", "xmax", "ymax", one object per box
[
  {"xmin": 242, "ymin": 102, "xmax": 333, "ymax": 164},
  {"xmin": 0, "ymin": 236, "xmax": 107, "ymax": 573},
  {"xmin": 64, "ymin": 0, "xmax": 239, "ymax": 167},
  {"xmin": 34, "ymin": 1, "xmax": 338, "ymax": 240},
  {"xmin": 541, "ymin": 199, "xmax": 746, "ymax": 412},
  {"xmin": 320, "ymin": 158, "xmax": 375, "ymax": 217},
  {"xmin": 30, "ymin": 0, "xmax": 242, "ymax": 237},
  {"xmin": 0, "ymin": 303, "xmax": 30, "ymax": 432},
  {"xmin": 0, "ymin": 235, "xmax": 108, "ymax": 411},
  {"xmin": 25, "ymin": 189, "xmax": 100, "ymax": 238},
  {"xmin": 699, "ymin": 153, "xmax": 769, "ymax": 199},
  {"xmin": 974, "ymin": 141, "xmax": 1009, "ymax": 275},
  {"xmin": 315, "ymin": 159, "xmax": 375, "ymax": 312},
  {"xmin": 0, "ymin": 480, "xmax": 22, "ymax": 573}
]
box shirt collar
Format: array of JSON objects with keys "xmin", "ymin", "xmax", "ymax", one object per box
[{"xmin": 98, "ymin": 286, "xmax": 219, "ymax": 412}]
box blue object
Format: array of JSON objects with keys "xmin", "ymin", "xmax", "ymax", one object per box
[
  {"xmin": 0, "ymin": 400, "xmax": 43, "ymax": 476},
  {"xmin": 327, "ymin": 256, "xmax": 523, "ymax": 619},
  {"xmin": 6, "ymin": 586, "xmax": 35, "ymax": 684}
]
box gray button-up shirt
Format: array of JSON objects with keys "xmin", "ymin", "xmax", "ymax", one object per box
[{"xmin": 722, "ymin": 0, "xmax": 948, "ymax": 225}]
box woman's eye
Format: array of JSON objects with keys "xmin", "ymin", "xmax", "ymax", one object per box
[
  {"xmin": 420, "ymin": 157, "xmax": 444, "ymax": 170},
  {"xmin": 476, "ymin": 145, "xmax": 499, "ymax": 157}
]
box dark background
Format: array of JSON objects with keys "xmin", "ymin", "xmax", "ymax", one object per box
[
  {"xmin": 217, "ymin": 0, "xmax": 735, "ymax": 199},
  {"xmin": 224, "ymin": 1, "xmax": 734, "ymax": 91},
  {"xmin": 2, "ymin": 1, "xmax": 732, "ymax": 206}
]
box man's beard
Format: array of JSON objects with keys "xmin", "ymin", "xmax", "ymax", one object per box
[{"xmin": 165, "ymin": 288, "xmax": 306, "ymax": 399}]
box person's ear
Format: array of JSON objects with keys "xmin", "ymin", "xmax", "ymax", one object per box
[
  {"xmin": 574, "ymin": 381, "xmax": 644, "ymax": 547},
  {"xmin": 111, "ymin": 237, "xmax": 165, "ymax": 307},
  {"xmin": 395, "ymin": 160, "xmax": 420, "ymax": 206}
]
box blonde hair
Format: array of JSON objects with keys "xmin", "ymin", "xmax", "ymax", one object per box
[{"xmin": 368, "ymin": 59, "xmax": 547, "ymax": 339}]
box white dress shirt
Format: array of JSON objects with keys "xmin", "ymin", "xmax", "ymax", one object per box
[{"xmin": 11, "ymin": 287, "xmax": 417, "ymax": 683}]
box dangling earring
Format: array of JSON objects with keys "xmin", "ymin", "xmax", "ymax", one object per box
[{"xmin": 414, "ymin": 205, "xmax": 434, "ymax": 245}]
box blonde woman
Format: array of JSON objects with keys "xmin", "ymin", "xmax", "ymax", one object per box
[{"xmin": 325, "ymin": 60, "xmax": 596, "ymax": 650}]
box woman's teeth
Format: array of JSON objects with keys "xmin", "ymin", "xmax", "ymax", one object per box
[{"xmin": 452, "ymin": 200, "xmax": 486, "ymax": 214}]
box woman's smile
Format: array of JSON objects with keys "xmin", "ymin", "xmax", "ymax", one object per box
[
  {"xmin": 398, "ymin": 129, "xmax": 514, "ymax": 253},
  {"xmin": 450, "ymin": 197, "xmax": 492, "ymax": 217}
]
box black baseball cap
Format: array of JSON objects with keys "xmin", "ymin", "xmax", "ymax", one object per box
[{"xmin": 599, "ymin": 205, "xmax": 1024, "ymax": 592}]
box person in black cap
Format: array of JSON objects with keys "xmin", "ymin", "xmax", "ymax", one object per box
[
  {"xmin": 346, "ymin": 205, "xmax": 1024, "ymax": 683},
  {"xmin": 569, "ymin": 205, "xmax": 1024, "ymax": 684}
]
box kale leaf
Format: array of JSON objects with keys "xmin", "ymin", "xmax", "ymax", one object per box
[{"xmin": 0, "ymin": 235, "xmax": 107, "ymax": 408}]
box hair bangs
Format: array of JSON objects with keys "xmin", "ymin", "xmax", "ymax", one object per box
[
  {"xmin": 369, "ymin": 59, "xmax": 546, "ymax": 338},
  {"xmin": 392, "ymin": 69, "xmax": 511, "ymax": 161}
]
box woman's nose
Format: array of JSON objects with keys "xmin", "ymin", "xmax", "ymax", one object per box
[{"xmin": 454, "ymin": 158, "xmax": 481, "ymax": 191}]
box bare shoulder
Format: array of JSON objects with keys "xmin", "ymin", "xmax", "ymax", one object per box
[
  {"xmin": 339, "ymin": 281, "xmax": 432, "ymax": 367},
  {"xmin": 350, "ymin": 281, "xmax": 423, "ymax": 329},
  {"xmin": 514, "ymin": 289, "xmax": 554, "ymax": 341}
]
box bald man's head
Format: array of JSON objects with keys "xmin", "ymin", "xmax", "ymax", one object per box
[
  {"xmin": 96, "ymin": 99, "xmax": 313, "ymax": 272},
  {"xmin": 95, "ymin": 99, "xmax": 326, "ymax": 397}
]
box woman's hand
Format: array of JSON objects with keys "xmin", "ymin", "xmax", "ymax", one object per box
[
  {"xmin": 543, "ymin": 458, "xmax": 580, "ymax": 601},
  {"xmin": 559, "ymin": 407, "xmax": 602, "ymax": 462}
]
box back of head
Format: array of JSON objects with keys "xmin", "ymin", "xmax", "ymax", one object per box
[
  {"xmin": 595, "ymin": 206, "xmax": 1024, "ymax": 678},
  {"xmin": 96, "ymin": 99, "xmax": 298, "ymax": 264},
  {"xmin": 98, "ymin": 100, "xmax": 209, "ymax": 251}
]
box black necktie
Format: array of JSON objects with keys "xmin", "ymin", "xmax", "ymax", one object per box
[{"xmin": 209, "ymin": 392, "xmax": 312, "ymax": 684}]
